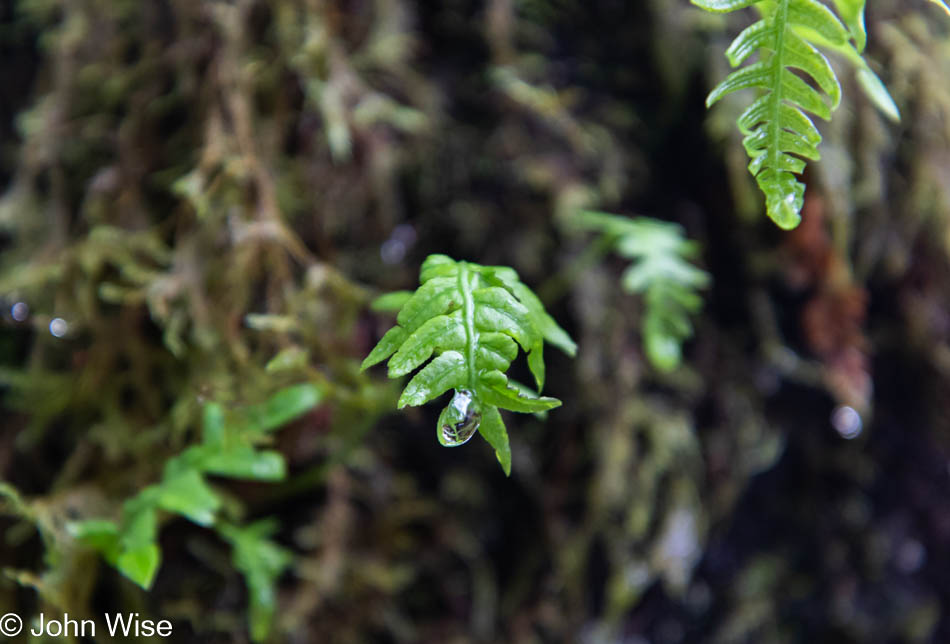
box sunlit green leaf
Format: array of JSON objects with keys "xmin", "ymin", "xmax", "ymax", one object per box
[
  {"xmin": 240, "ymin": 383, "xmax": 322, "ymax": 434},
  {"xmin": 202, "ymin": 402, "xmax": 226, "ymax": 445},
  {"xmin": 70, "ymin": 519, "xmax": 121, "ymax": 556},
  {"xmin": 398, "ymin": 350, "xmax": 467, "ymax": 408},
  {"xmin": 117, "ymin": 544, "xmax": 161, "ymax": 590},
  {"xmin": 475, "ymin": 370, "xmax": 562, "ymax": 413},
  {"xmin": 370, "ymin": 290, "xmax": 413, "ymax": 312},
  {"xmin": 830, "ymin": 0, "xmax": 866, "ymax": 50},
  {"xmin": 202, "ymin": 447, "xmax": 287, "ymax": 481},
  {"xmin": 120, "ymin": 498, "xmax": 159, "ymax": 549},
  {"xmin": 362, "ymin": 325, "xmax": 409, "ymax": 370},
  {"xmin": 156, "ymin": 470, "xmax": 221, "ymax": 527},
  {"xmin": 856, "ymin": 67, "xmax": 900, "ymax": 122}
]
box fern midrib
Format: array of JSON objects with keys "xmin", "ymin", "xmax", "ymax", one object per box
[
  {"xmin": 457, "ymin": 262, "xmax": 478, "ymax": 388},
  {"xmin": 766, "ymin": 0, "xmax": 789, "ymax": 175}
]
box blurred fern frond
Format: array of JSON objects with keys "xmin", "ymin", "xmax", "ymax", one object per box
[{"xmin": 573, "ymin": 211, "xmax": 709, "ymax": 372}]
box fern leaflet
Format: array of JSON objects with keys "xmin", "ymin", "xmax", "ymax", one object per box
[
  {"xmin": 362, "ymin": 254, "xmax": 576, "ymax": 475},
  {"xmin": 693, "ymin": 0, "xmax": 886, "ymax": 229}
]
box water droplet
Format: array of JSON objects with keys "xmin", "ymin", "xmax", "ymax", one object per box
[
  {"xmin": 11, "ymin": 302, "xmax": 28, "ymax": 321},
  {"xmin": 831, "ymin": 405, "xmax": 862, "ymax": 439},
  {"xmin": 439, "ymin": 389, "xmax": 481, "ymax": 446},
  {"xmin": 49, "ymin": 317, "xmax": 68, "ymax": 338}
]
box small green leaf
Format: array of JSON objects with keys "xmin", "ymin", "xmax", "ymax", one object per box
[
  {"xmin": 164, "ymin": 445, "xmax": 209, "ymax": 477},
  {"xmin": 690, "ymin": 0, "xmax": 757, "ymax": 11},
  {"xmin": 505, "ymin": 378, "xmax": 550, "ymax": 420},
  {"xmin": 830, "ymin": 0, "xmax": 866, "ymax": 50},
  {"xmin": 388, "ymin": 314, "xmax": 465, "ymax": 377},
  {"xmin": 478, "ymin": 405, "xmax": 511, "ymax": 476},
  {"xmin": 707, "ymin": 61, "xmax": 772, "ymax": 108},
  {"xmin": 156, "ymin": 470, "xmax": 221, "ymax": 527},
  {"xmin": 203, "ymin": 448, "xmax": 287, "ymax": 481},
  {"xmin": 70, "ymin": 519, "xmax": 121, "ymax": 555},
  {"xmin": 240, "ymin": 383, "xmax": 322, "ymax": 434},
  {"xmin": 473, "ymin": 287, "xmax": 539, "ymax": 352},
  {"xmin": 788, "ymin": 0, "xmax": 850, "ymax": 48},
  {"xmin": 396, "ymin": 277, "xmax": 459, "ymax": 332},
  {"xmin": 117, "ymin": 544, "xmax": 161, "ymax": 590},
  {"xmin": 761, "ymin": 169, "xmax": 805, "ymax": 230},
  {"xmin": 527, "ymin": 342, "xmax": 545, "ymax": 391},
  {"xmin": 265, "ymin": 346, "xmax": 310, "ymax": 373},
  {"xmin": 856, "ymin": 67, "xmax": 900, "ymax": 123},
  {"xmin": 202, "ymin": 402, "xmax": 225, "ymax": 445},
  {"xmin": 398, "ymin": 350, "xmax": 467, "ymax": 408},
  {"xmin": 645, "ymin": 330, "xmax": 683, "ymax": 373},
  {"xmin": 73, "ymin": 514, "xmax": 159, "ymax": 589},
  {"xmin": 497, "ymin": 277, "xmax": 577, "ymax": 356},
  {"xmin": 361, "ymin": 326, "xmax": 409, "ymax": 371},
  {"xmin": 418, "ymin": 254, "xmax": 457, "ymax": 282},
  {"xmin": 476, "ymin": 371, "xmax": 562, "ymax": 413},
  {"xmin": 533, "ymin": 312, "xmax": 577, "ymax": 357},
  {"xmin": 475, "ymin": 332, "xmax": 519, "ymax": 371},
  {"xmin": 370, "ymin": 290, "xmax": 413, "ymax": 312},
  {"xmin": 120, "ymin": 500, "xmax": 159, "ymax": 550},
  {"xmin": 220, "ymin": 521, "xmax": 293, "ymax": 643}
]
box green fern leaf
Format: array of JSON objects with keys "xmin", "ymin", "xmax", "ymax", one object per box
[
  {"xmin": 694, "ymin": 0, "xmax": 871, "ymax": 229},
  {"xmin": 574, "ymin": 211, "xmax": 710, "ymax": 372},
  {"xmin": 829, "ymin": 0, "xmax": 866, "ymax": 51},
  {"xmin": 219, "ymin": 520, "xmax": 293, "ymax": 643},
  {"xmin": 363, "ymin": 254, "xmax": 574, "ymax": 475}
]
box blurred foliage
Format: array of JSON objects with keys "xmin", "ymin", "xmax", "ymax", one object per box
[
  {"xmin": 70, "ymin": 383, "xmax": 319, "ymax": 595},
  {"xmin": 1, "ymin": 0, "xmax": 950, "ymax": 642},
  {"xmin": 570, "ymin": 211, "xmax": 710, "ymax": 372}
]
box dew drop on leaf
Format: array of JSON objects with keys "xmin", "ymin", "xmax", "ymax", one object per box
[{"xmin": 439, "ymin": 389, "xmax": 481, "ymax": 446}]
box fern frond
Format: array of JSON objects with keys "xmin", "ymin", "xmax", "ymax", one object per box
[
  {"xmin": 694, "ymin": 0, "xmax": 892, "ymax": 229},
  {"xmin": 575, "ymin": 211, "xmax": 710, "ymax": 372},
  {"xmin": 362, "ymin": 255, "xmax": 575, "ymax": 475}
]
